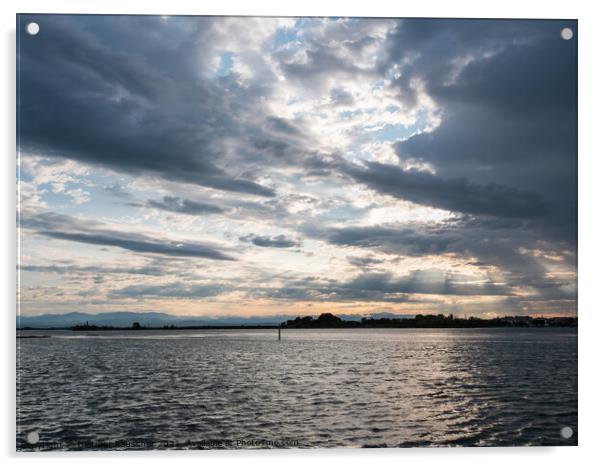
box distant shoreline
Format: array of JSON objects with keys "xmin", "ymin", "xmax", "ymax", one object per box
[
  {"xmin": 16, "ymin": 312, "xmax": 577, "ymax": 331},
  {"xmin": 18, "ymin": 325, "xmax": 281, "ymax": 331}
]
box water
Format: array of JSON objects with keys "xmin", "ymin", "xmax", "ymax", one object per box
[{"xmin": 16, "ymin": 328, "xmax": 577, "ymax": 450}]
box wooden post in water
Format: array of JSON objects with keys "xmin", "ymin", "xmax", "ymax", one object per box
[{"xmin": 278, "ymin": 328, "xmax": 281, "ymax": 341}]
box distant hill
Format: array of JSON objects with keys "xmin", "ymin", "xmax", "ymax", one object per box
[
  {"xmin": 16, "ymin": 311, "xmax": 415, "ymax": 329},
  {"xmin": 17, "ymin": 311, "xmax": 282, "ymax": 328}
]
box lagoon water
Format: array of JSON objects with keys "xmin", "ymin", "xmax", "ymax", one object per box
[{"xmin": 17, "ymin": 328, "xmax": 577, "ymax": 450}]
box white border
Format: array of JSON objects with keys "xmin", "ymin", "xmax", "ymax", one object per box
[{"xmin": 3, "ymin": 1, "xmax": 602, "ymax": 465}]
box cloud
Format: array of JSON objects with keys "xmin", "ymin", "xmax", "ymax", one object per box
[
  {"xmin": 383, "ymin": 19, "xmax": 554, "ymax": 110},
  {"xmin": 329, "ymin": 218, "xmax": 574, "ymax": 302},
  {"xmin": 240, "ymin": 234, "xmax": 300, "ymax": 248},
  {"xmin": 110, "ymin": 283, "xmax": 224, "ymax": 299},
  {"xmin": 146, "ymin": 196, "xmax": 225, "ymax": 215},
  {"xmin": 18, "ymin": 15, "xmax": 276, "ymax": 198},
  {"xmin": 19, "ymin": 264, "xmax": 164, "ymax": 276},
  {"xmin": 20, "ymin": 211, "xmax": 235, "ymax": 261},
  {"xmin": 275, "ymin": 18, "xmax": 393, "ymax": 93},
  {"xmin": 41, "ymin": 231, "xmax": 235, "ymax": 261},
  {"xmin": 103, "ymin": 183, "xmax": 132, "ymax": 198},
  {"xmin": 265, "ymin": 116, "xmax": 304, "ymax": 136},
  {"xmin": 262, "ymin": 285, "xmax": 418, "ymax": 304},
  {"xmin": 344, "ymin": 161, "xmax": 549, "ymax": 218},
  {"xmin": 326, "ymin": 224, "xmax": 459, "ymax": 256},
  {"xmin": 339, "ymin": 270, "xmax": 512, "ymax": 296},
  {"xmin": 346, "ymin": 255, "xmax": 385, "ymax": 268},
  {"xmin": 16, "ymin": 17, "xmax": 577, "ymax": 317},
  {"xmin": 385, "ymin": 18, "xmax": 576, "ymax": 242},
  {"xmin": 258, "ymin": 268, "xmax": 510, "ymax": 303}
]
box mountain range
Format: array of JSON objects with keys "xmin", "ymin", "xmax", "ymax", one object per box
[{"xmin": 16, "ymin": 311, "xmax": 415, "ymax": 329}]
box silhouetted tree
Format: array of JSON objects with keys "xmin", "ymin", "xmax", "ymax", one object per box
[{"xmin": 316, "ymin": 313, "xmax": 342, "ymax": 327}]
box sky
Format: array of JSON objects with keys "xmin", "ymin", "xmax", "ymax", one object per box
[{"xmin": 17, "ymin": 15, "xmax": 577, "ymax": 318}]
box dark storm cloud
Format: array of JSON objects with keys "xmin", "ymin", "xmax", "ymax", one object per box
[
  {"xmin": 327, "ymin": 224, "xmax": 460, "ymax": 256},
  {"xmin": 382, "ymin": 19, "xmax": 544, "ymax": 109},
  {"xmin": 146, "ymin": 196, "xmax": 225, "ymax": 215},
  {"xmin": 344, "ymin": 161, "xmax": 549, "ymax": 218},
  {"xmin": 240, "ymin": 234, "xmax": 300, "ymax": 248},
  {"xmin": 17, "ymin": 15, "xmax": 275, "ymax": 197},
  {"xmin": 384, "ymin": 19, "xmax": 577, "ymax": 242},
  {"xmin": 40, "ymin": 231, "xmax": 235, "ymax": 261},
  {"xmin": 110, "ymin": 283, "xmax": 224, "ymax": 299},
  {"xmin": 20, "ymin": 211, "xmax": 235, "ymax": 261}
]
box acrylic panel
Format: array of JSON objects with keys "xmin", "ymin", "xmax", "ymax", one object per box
[{"xmin": 16, "ymin": 15, "xmax": 577, "ymax": 451}]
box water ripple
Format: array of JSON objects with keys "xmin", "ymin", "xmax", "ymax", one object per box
[{"xmin": 17, "ymin": 328, "xmax": 577, "ymax": 450}]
